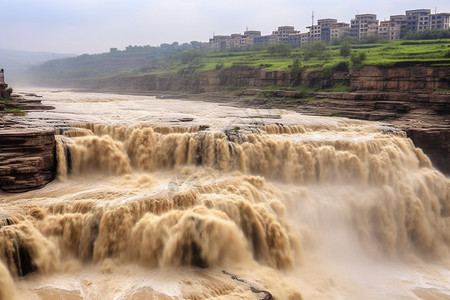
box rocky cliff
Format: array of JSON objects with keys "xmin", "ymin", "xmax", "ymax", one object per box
[
  {"xmin": 0, "ymin": 129, "xmax": 56, "ymax": 193},
  {"xmin": 348, "ymin": 66, "xmax": 450, "ymax": 92},
  {"xmin": 76, "ymin": 66, "xmax": 449, "ymax": 93}
]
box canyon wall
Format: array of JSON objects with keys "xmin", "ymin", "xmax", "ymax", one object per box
[
  {"xmin": 77, "ymin": 66, "xmax": 449, "ymax": 93},
  {"xmin": 0, "ymin": 129, "xmax": 55, "ymax": 193}
]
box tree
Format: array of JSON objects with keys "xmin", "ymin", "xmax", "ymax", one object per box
[
  {"xmin": 290, "ymin": 57, "xmax": 302, "ymax": 85},
  {"xmin": 349, "ymin": 51, "xmax": 367, "ymax": 70},
  {"xmin": 304, "ymin": 41, "xmax": 326, "ymax": 60},
  {"xmin": 179, "ymin": 51, "xmax": 203, "ymax": 64},
  {"xmin": 340, "ymin": 42, "xmax": 351, "ymax": 57},
  {"xmin": 291, "ymin": 57, "xmax": 301, "ymax": 74},
  {"xmin": 360, "ymin": 34, "xmax": 383, "ymax": 44},
  {"xmin": 267, "ymin": 43, "xmax": 292, "ymax": 57}
]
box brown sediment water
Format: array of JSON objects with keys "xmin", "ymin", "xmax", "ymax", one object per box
[{"xmin": 0, "ymin": 89, "xmax": 449, "ymax": 299}]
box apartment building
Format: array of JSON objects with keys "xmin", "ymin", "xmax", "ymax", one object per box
[
  {"xmin": 253, "ymin": 26, "xmax": 301, "ymax": 47},
  {"xmin": 209, "ymin": 30, "xmax": 262, "ymax": 50},
  {"xmin": 272, "ymin": 26, "xmax": 299, "ymax": 43},
  {"xmin": 330, "ymin": 22, "xmax": 350, "ymax": 40},
  {"xmin": 406, "ymin": 9, "xmax": 431, "ymax": 33},
  {"xmin": 299, "ymin": 32, "xmax": 311, "ymax": 45},
  {"xmin": 208, "ymin": 7, "xmax": 449, "ymax": 50},
  {"xmin": 306, "ymin": 19, "xmax": 338, "ymax": 43},
  {"xmin": 209, "ymin": 35, "xmax": 230, "ymax": 51},
  {"xmin": 318, "ymin": 19, "xmax": 338, "ymax": 43},
  {"xmin": 430, "ymin": 13, "xmax": 450, "ymax": 29},
  {"xmin": 308, "ymin": 24, "xmax": 322, "ymax": 42},
  {"xmin": 253, "ymin": 34, "xmax": 279, "ymax": 46},
  {"xmin": 244, "ymin": 31, "xmax": 262, "ymax": 39},
  {"xmin": 389, "ymin": 15, "xmax": 407, "ymax": 40},
  {"xmin": 378, "ymin": 21, "xmax": 390, "ymax": 39},
  {"xmin": 351, "ymin": 14, "xmax": 379, "ymax": 40},
  {"xmin": 287, "ymin": 34, "xmax": 302, "ymax": 47}
]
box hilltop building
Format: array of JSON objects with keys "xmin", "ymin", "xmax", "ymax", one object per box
[
  {"xmin": 306, "ymin": 19, "xmax": 338, "ymax": 43},
  {"xmin": 214, "ymin": 26, "xmax": 304, "ymax": 50},
  {"xmin": 330, "ymin": 22, "xmax": 351, "ymax": 40},
  {"xmin": 318, "ymin": 19, "xmax": 338, "ymax": 43},
  {"xmin": 378, "ymin": 21, "xmax": 390, "ymax": 39},
  {"xmin": 351, "ymin": 14, "xmax": 379, "ymax": 41},
  {"xmin": 207, "ymin": 7, "xmax": 450, "ymax": 51},
  {"xmin": 389, "ymin": 15, "xmax": 407, "ymax": 40},
  {"xmin": 430, "ymin": 13, "xmax": 450, "ymax": 29},
  {"xmin": 272, "ymin": 26, "xmax": 299, "ymax": 43},
  {"xmin": 209, "ymin": 30, "xmax": 262, "ymax": 50},
  {"xmin": 406, "ymin": 9, "xmax": 431, "ymax": 33}
]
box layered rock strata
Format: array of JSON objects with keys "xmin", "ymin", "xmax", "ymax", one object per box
[{"xmin": 0, "ymin": 129, "xmax": 55, "ymax": 193}]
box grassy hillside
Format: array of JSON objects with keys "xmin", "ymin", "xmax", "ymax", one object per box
[{"xmin": 29, "ymin": 39, "xmax": 450, "ymax": 85}]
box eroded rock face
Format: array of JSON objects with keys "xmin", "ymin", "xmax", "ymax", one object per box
[
  {"xmin": 406, "ymin": 129, "xmax": 450, "ymax": 175},
  {"xmin": 0, "ymin": 129, "xmax": 55, "ymax": 193},
  {"xmin": 348, "ymin": 66, "xmax": 450, "ymax": 92}
]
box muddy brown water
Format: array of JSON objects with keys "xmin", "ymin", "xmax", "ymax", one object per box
[{"xmin": 1, "ymin": 89, "xmax": 449, "ymax": 299}]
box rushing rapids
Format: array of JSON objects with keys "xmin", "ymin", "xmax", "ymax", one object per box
[{"xmin": 1, "ymin": 89, "xmax": 449, "ymax": 299}]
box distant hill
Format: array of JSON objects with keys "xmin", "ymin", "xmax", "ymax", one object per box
[
  {"xmin": 0, "ymin": 49, "xmax": 75, "ymax": 86},
  {"xmin": 26, "ymin": 43, "xmax": 196, "ymax": 86}
]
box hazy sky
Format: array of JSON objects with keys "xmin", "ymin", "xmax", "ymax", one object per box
[{"xmin": 2, "ymin": 0, "xmax": 449, "ymax": 54}]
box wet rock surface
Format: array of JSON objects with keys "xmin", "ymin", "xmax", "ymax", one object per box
[{"xmin": 0, "ymin": 91, "xmax": 57, "ymax": 193}]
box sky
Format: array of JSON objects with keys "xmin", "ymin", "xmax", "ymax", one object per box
[{"xmin": 1, "ymin": 0, "xmax": 450, "ymax": 55}]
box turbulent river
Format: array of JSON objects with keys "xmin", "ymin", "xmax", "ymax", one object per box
[{"xmin": 1, "ymin": 89, "xmax": 449, "ymax": 300}]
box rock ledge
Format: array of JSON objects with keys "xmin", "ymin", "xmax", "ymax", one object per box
[{"xmin": 0, "ymin": 129, "xmax": 55, "ymax": 193}]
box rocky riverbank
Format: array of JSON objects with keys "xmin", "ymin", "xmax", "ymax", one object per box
[
  {"xmin": 0, "ymin": 90, "xmax": 56, "ymax": 193},
  {"xmin": 0, "ymin": 128, "xmax": 55, "ymax": 193}
]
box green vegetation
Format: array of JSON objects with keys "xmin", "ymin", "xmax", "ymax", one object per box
[
  {"xmin": 323, "ymin": 85, "xmax": 356, "ymax": 92},
  {"xmin": 0, "ymin": 97, "xmax": 11, "ymax": 104},
  {"xmin": 349, "ymin": 51, "xmax": 367, "ymax": 70},
  {"xmin": 436, "ymin": 87, "xmax": 450, "ymax": 91},
  {"xmin": 4, "ymin": 108, "xmax": 25, "ymax": 115},
  {"xmin": 304, "ymin": 41, "xmax": 328, "ymax": 60},
  {"xmin": 403, "ymin": 28, "xmax": 450, "ymax": 40},
  {"xmin": 267, "ymin": 43, "xmax": 292, "ymax": 57},
  {"xmin": 1, "ymin": 87, "xmax": 25, "ymax": 115},
  {"xmin": 340, "ymin": 42, "xmax": 351, "ymax": 57},
  {"xmin": 330, "ymin": 112, "xmax": 346, "ymax": 117},
  {"xmin": 29, "ymin": 38, "xmax": 450, "ymax": 86}
]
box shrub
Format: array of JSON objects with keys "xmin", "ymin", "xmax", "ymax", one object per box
[
  {"xmin": 304, "ymin": 41, "xmax": 327, "ymax": 60},
  {"xmin": 215, "ymin": 62, "xmax": 224, "ymax": 70},
  {"xmin": 291, "ymin": 58, "xmax": 302, "ymax": 73},
  {"xmin": 333, "ymin": 61, "xmax": 349, "ymax": 72},
  {"xmin": 179, "ymin": 51, "xmax": 203, "ymax": 64},
  {"xmin": 349, "ymin": 51, "xmax": 367, "ymax": 70},
  {"xmin": 267, "ymin": 43, "xmax": 292, "ymax": 57},
  {"xmin": 340, "ymin": 42, "xmax": 351, "ymax": 57}
]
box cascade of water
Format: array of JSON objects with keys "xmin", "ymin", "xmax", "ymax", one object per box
[{"xmin": 1, "ymin": 113, "xmax": 449, "ymax": 299}]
